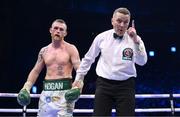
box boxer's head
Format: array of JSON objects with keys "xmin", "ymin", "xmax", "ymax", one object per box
[{"xmin": 50, "ymin": 19, "xmax": 67, "ymax": 41}]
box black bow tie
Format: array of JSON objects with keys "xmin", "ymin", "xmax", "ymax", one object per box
[{"xmin": 113, "ymin": 33, "xmax": 123, "ymax": 39}]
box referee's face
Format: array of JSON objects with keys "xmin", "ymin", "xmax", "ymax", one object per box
[{"xmin": 112, "ymin": 12, "xmax": 130, "ymax": 36}]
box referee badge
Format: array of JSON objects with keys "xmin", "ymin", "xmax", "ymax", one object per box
[{"xmin": 122, "ymin": 48, "xmax": 133, "ymax": 60}]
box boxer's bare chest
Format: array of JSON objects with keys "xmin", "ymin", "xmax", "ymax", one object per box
[{"xmin": 44, "ymin": 47, "xmax": 70, "ymax": 66}]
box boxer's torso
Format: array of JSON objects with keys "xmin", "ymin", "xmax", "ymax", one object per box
[{"xmin": 43, "ymin": 42, "xmax": 74, "ymax": 80}]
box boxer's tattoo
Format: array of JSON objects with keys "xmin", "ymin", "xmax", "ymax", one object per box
[
  {"xmin": 37, "ymin": 47, "xmax": 47, "ymax": 63},
  {"xmin": 57, "ymin": 64, "xmax": 64, "ymax": 75}
]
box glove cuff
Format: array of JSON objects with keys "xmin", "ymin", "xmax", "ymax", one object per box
[
  {"xmin": 75, "ymin": 79, "xmax": 84, "ymax": 88},
  {"xmin": 22, "ymin": 81, "xmax": 33, "ymax": 92}
]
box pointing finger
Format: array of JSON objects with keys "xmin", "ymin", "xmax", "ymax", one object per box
[{"xmin": 132, "ymin": 20, "xmax": 135, "ymax": 28}]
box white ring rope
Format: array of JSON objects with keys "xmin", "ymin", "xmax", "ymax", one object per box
[
  {"xmin": 1, "ymin": 93, "xmax": 180, "ymax": 98},
  {"xmin": 0, "ymin": 108, "xmax": 180, "ymax": 113},
  {"xmin": 0, "ymin": 93, "xmax": 180, "ymax": 113}
]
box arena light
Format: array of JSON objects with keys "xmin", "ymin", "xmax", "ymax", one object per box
[
  {"xmin": 32, "ymin": 86, "xmax": 37, "ymax": 94},
  {"xmin": 171, "ymin": 47, "xmax": 176, "ymax": 52},
  {"xmin": 149, "ymin": 51, "xmax": 155, "ymax": 57}
]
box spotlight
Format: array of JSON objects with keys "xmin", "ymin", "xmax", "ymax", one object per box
[
  {"xmin": 149, "ymin": 51, "xmax": 155, "ymax": 57},
  {"xmin": 32, "ymin": 86, "xmax": 37, "ymax": 94},
  {"xmin": 171, "ymin": 47, "xmax": 176, "ymax": 52}
]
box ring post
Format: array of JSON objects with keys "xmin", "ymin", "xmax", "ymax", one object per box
[
  {"xmin": 23, "ymin": 106, "xmax": 27, "ymax": 117},
  {"xmin": 170, "ymin": 93, "xmax": 175, "ymax": 116}
]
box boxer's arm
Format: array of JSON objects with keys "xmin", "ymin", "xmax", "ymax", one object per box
[
  {"xmin": 18, "ymin": 65, "xmax": 42, "ymax": 106},
  {"xmin": 69, "ymin": 45, "xmax": 84, "ymax": 90},
  {"xmin": 70, "ymin": 44, "xmax": 81, "ymax": 71},
  {"xmin": 17, "ymin": 48, "xmax": 45, "ymax": 106},
  {"xmin": 22, "ymin": 48, "xmax": 45, "ymax": 91}
]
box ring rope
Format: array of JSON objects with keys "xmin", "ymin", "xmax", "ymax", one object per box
[
  {"xmin": 1, "ymin": 93, "xmax": 180, "ymax": 98},
  {"xmin": 0, "ymin": 108, "xmax": 180, "ymax": 113},
  {"xmin": 0, "ymin": 93, "xmax": 180, "ymax": 113}
]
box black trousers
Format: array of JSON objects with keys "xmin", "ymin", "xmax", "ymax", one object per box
[{"xmin": 93, "ymin": 76, "xmax": 135, "ymax": 116}]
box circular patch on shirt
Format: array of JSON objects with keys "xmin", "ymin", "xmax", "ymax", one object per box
[
  {"xmin": 122, "ymin": 48, "xmax": 133, "ymax": 60},
  {"xmin": 45, "ymin": 96, "xmax": 51, "ymax": 103}
]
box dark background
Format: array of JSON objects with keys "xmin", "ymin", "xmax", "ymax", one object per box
[{"xmin": 1, "ymin": 0, "xmax": 180, "ymax": 116}]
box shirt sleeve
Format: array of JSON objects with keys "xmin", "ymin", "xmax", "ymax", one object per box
[
  {"xmin": 134, "ymin": 36, "xmax": 148, "ymax": 66},
  {"xmin": 75, "ymin": 35, "xmax": 101, "ymax": 81}
]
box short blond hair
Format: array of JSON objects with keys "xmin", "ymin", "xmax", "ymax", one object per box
[
  {"xmin": 51, "ymin": 19, "xmax": 67, "ymax": 30},
  {"xmin": 113, "ymin": 7, "xmax": 131, "ymax": 17},
  {"xmin": 53, "ymin": 19, "xmax": 66, "ymax": 24}
]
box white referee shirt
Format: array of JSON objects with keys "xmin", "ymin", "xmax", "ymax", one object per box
[{"xmin": 76, "ymin": 29, "xmax": 147, "ymax": 81}]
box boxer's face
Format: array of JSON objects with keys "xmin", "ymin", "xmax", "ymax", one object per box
[
  {"xmin": 112, "ymin": 12, "xmax": 130, "ymax": 36},
  {"xmin": 50, "ymin": 22, "xmax": 67, "ymax": 41}
]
